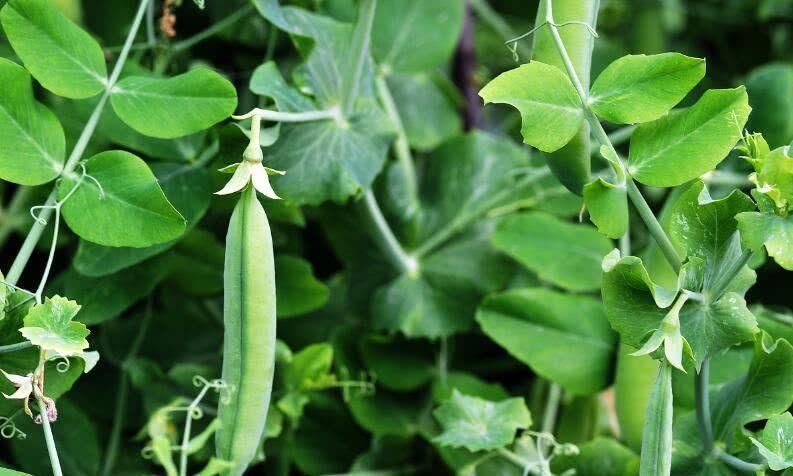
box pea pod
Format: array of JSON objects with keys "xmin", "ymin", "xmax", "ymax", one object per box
[
  {"xmin": 216, "ymin": 186, "xmax": 277, "ymax": 475},
  {"xmin": 614, "ymin": 343, "xmax": 658, "ymax": 451},
  {"xmin": 531, "ymin": 0, "xmax": 599, "ymax": 194}
]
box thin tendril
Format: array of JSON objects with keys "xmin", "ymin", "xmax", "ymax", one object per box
[
  {"xmin": 505, "ymin": 20, "xmax": 599, "ymax": 61},
  {"xmin": 54, "ymin": 357, "xmax": 71, "ymax": 373}
]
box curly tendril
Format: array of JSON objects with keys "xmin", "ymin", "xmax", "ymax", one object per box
[
  {"xmin": 54, "ymin": 356, "xmax": 71, "ymax": 373},
  {"xmin": 0, "ymin": 417, "xmax": 26, "ymax": 440},
  {"xmin": 505, "ymin": 20, "xmax": 598, "ymax": 61}
]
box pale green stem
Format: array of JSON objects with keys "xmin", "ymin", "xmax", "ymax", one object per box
[
  {"xmin": 360, "ymin": 191, "xmax": 418, "ymax": 275},
  {"xmin": 5, "ymin": 0, "xmax": 152, "ymax": 287},
  {"xmin": 469, "ymin": 0, "xmax": 532, "ymax": 60},
  {"xmin": 146, "ymin": 0, "xmax": 156, "ymax": 47},
  {"xmin": 375, "ymin": 73, "xmax": 418, "ymax": 203},
  {"xmin": 171, "ymin": 4, "xmax": 254, "ymax": 52},
  {"xmin": 37, "ymin": 397, "xmax": 63, "ymax": 476},
  {"xmin": 437, "ymin": 337, "xmax": 449, "ymax": 383},
  {"xmin": 543, "ymin": 0, "xmax": 682, "ymax": 273},
  {"xmin": 716, "ymin": 450, "xmax": 764, "ymax": 473},
  {"xmin": 540, "ymin": 383, "xmax": 562, "ymax": 455},
  {"xmin": 34, "ymin": 209, "xmax": 59, "ymax": 304},
  {"xmin": 343, "ymin": 0, "xmax": 378, "ymax": 113},
  {"xmin": 232, "ymin": 107, "xmax": 342, "ymax": 123},
  {"xmin": 695, "ymin": 359, "xmax": 714, "ymax": 452},
  {"xmin": 0, "ymin": 341, "xmax": 32, "ymax": 354},
  {"xmin": 179, "ymin": 384, "xmax": 213, "ymax": 476}
]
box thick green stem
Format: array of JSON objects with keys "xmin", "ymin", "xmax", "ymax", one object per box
[
  {"xmin": 343, "ymin": 0, "xmax": 378, "ymax": 114},
  {"xmin": 695, "ymin": 359, "xmax": 714, "ymax": 453},
  {"xmin": 5, "ymin": 0, "xmax": 152, "ymax": 287},
  {"xmin": 716, "ymin": 450, "xmax": 764, "ymax": 473},
  {"xmin": 38, "ymin": 397, "xmax": 63, "ymax": 476},
  {"xmin": 360, "ymin": 191, "xmax": 418, "ymax": 275},
  {"xmin": 233, "ymin": 107, "xmax": 341, "ymax": 123},
  {"xmin": 375, "ymin": 73, "xmax": 418, "ymax": 204}
]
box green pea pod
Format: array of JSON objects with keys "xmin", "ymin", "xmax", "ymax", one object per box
[
  {"xmin": 216, "ymin": 186, "xmax": 277, "ymax": 476},
  {"xmin": 531, "ymin": 0, "xmax": 599, "ymax": 194},
  {"xmin": 614, "ymin": 343, "xmax": 658, "ymax": 452}
]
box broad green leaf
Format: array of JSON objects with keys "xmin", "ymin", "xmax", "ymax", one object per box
[
  {"xmin": 590, "ymin": 53, "xmax": 705, "ymax": 124},
  {"xmin": 52, "ymin": 260, "xmax": 170, "ymax": 325},
  {"xmin": 710, "ymin": 335, "xmax": 793, "ymax": 443},
  {"xmin": 492, "ymin": 211, "xmax": 613, "ymax": 291},
  {"xmin": 19, "ymin": 296, "xmax": 88, "ymax": 356},
  {"xmin": 639, "ymin": 363, "xmax": 673, "ymax": 476},
  {"xmin": 480, "ymin": 62, "xmax": 584, "ymax": 153},
  {"xmin": 746, "ymin": 63, "xmax": 793, "ymax": 148},
  {"xmin": 0, "ymin": 0, "xmax": 107, "ymax": 98},
  {"xmin": 249, "ymin": 61, "xmax": 315, "ymax": 112},
  {"xmin": 347, "ymin": 390, "xmax": 424, "ymax": 437},
  {"xmin": 73, "ymin": 162, "xmax": 211, "ymax": 276},
  {"xmin": 371, "ymin": 0, "xmax": 464, "ymax": 73},
  {"xmin": 111, "ymin": 68, "xmax": 237, "ymax": 139},
  {"xmin": 615, "ymin": 345, "xmax": 659, "ymax": 452},
  {"xmin": 0, "ymin": 468, "xmax": 31, "ymax": 476},
  {"xmin": 583, "ymin": 178, "xmax": 628, "ymax": 239},
  {"xmin": 754, "ymin": 305, "xmax": 793, "ymax": 343},
  {"xmin": 360, "ymin": 335, "xmax": 434, "ymax": 392},
  {"xmin": 0, "ymin": 58, "xmax": 65, "ymax": 185},
  {"xmin": 477, "ymin": 288, "xmax": 616, "ymax": 395},
  {"xmin": 433, "ymin": 390, "xmax": 531, "ymax": 452},
  {"xmin": 667, "ymin": 181, "xmax": 756, "ymax": 293},
  {"xmin": 431, "ymin": 372, "xmax": 510, "ymax": 404},
  {"xmin": 275, "ymin": 256, "xmax": 329, "ymax": 318},
  {"xmin": 386, "ymin": 72, "xmax": 461, "ymax": 151},
  {"xmin": 373, "ymin": 231, "xmax": 509, "ymax": 338},
  {"xmin": 738, "ymin": 212, "xmax": 793, "ymax": 271},
  {"xmin": 627, "ymin": 87, "xmax": 751, "ymax": 186},
  {"xmin": 602, "ymin": 253, "xmax": 758, "ymax": 370},
  {"xmin": 750, "ymin": 412, "xmax": 793, "ymax": 470},
  {"xmin": 552, "ymin": 437, "xmax": 640, "ymax": 476},
  {"xmin": 58, "ymin": 150, "xmax": 186, "ymax": 248},
  {"xmin": 163, "ymin": 229, "xmax": 224, "ymax": 296}
]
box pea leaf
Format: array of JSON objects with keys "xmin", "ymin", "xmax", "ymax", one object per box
[
  {"xmin": 52, "ymin": 259, "xmax": 171, "ymax": 325},
  {"xmin": 0, "ymin": 0, "xmax": 107, "ymax": 98},
  {"xmin": 0, "ymin": 468, "xmax": 31, "ymax": 476},
  {"xmin": 477, "ymin": 288, "xmax": 616, "ymax": 395},
  {"xmin": 747, "ymin": 146, "xmax": 793, "ymax": 213},
  {"xmin": 627, "ymin": 87, "xmax": 751, "ymax": 186},
  {"xmin": 110, "ymin": 68, "xmax": 237, "ymax": 139},
  {"xmin": 360, "ymin": 335, "xmax": 435, "ymax": 392},
  {"xmin": 347, "ymin": 390, "xmax": 424, "ymax": 437},
  {"xmin": 737, "ymin": 210, "xmax": 793, "ymax": 270},
  {"xmin": 583, "ymin": 178, "xmax": 628, "ymax": 239},
  {"xmin": 432, "ymin": 390, "xmax": 531, "ymax": 452},
  {"xmin": 590, "ymin": 53, "xmax": 705, "ymax": 124},
  {"xmin": 0, "ymin": 58, "xmax": 65, "ymax": 186},
  {"xmin": 275, "ymin": 256, "xmax": 329, "ymax": 318},
  {"xmin": 386, "ymin": 73, "xmax": 461, "ymax": 151},
  {"xmin": 667, "ymin": 181, "xmax": 756, "ymax": 294},
  {"xmin": 246, "ymin": 9, "xmax": 393, "ymax": 204},
  {"xmin": 639, "ymin": 363, "xmax": 673, "ymax": 476},
  {"xmin": 602, "ymin": 253, "xmax": 758, "ymax": 370},
  {"xmin": 371, "ymin": 0, "xmax": 464, "ymax": 73},
  {"xmin": 73, "ymin": 162, "xmax": 212, "ymax": 276},
  {"xmin": 283, "ymin": 343, "xmax": 334, "ymax": 392},
  {"xmin": 711, "ymin": 334, "xmax": 793, "ymax": 443},
  {"xmin": 748, "ymin": 412, "xmax": 793, "ymax": 470},
  {"xmin": 480, "ymin": 62, "xmax": 585, "ymax": 153},
  {"xmin": 19, "ymin": 296, "xmax": 88, "ymax": 356},
  {"xmin": 553, "ymin": 437, "xmax": 640, "ymax": 476},
  {"xmin": 746, "ymin": 63, "xmax": 793, "ymax": 148},
  {"xmin": 57, "ymin": 150, "xmax": 186, "ymax": 248},
  {"xmin": 492, "ymin": 211, "xmax": 613, "ymax": 292}
]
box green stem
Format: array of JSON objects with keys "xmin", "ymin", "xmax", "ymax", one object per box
[
  {"xmin": 5, "ymin": 0, "xmax": 152, "ymax": 287},
  {"xmin": 145, "ymin": 0, "xmax": 156, "ymax": 47},
  {"xmin": 38, "ymin": 397, "xmax": 63, "ymax": 476},
  {"xmin": 695, "ymin": 358, "xmax": 714, "ymax": 453},
  {"xmin": 375, "ymin": 73, "xmax": 418, "ymax": 204},
  {"xmin": 544, "ymin": 0, "xmax": 682, "ymax": 273},
  {"xmin": 360, "ymin": 191, "xmax": 418, "ymax": 275},
  {"xmin": 709, "ymin": 249, "xmax": 753, "ymax": 302},
  {"xmin": 540, "ymin": 383, "xmax": 562, "ymax": 455},
  {"xmin": 469, "ymin": 0, "xmax": 532, "ymax": 60},
  {"xmin": 233, "ymin": 107, "xmax": 342, "ymax": 123},
  {"xmin": 716, "ymin": 450, "xmax": 764, "ymax": 473},
  {"xmin": 343, "ymin": 0, "xmax": 377, "ymax": 113},
  {"xmin": 0, "ymin": 341, "xmax": 32, "ymax": 354},
  {"xmin": 180, "ymin": 384, "xmax": 213, "ymax": 476},
  {"xmin": 171, "ymin": 4, "xmax": 254, "ymax": 52}
]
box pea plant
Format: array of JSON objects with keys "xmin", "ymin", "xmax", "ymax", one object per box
[{"xmin": 0, "ymin": 0, "xmax": 792, "ymax": 475}]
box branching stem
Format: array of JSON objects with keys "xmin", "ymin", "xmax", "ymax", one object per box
[
  {"xmin": 360, "ymin": 191, "xmax": 418, "ymax": 275},
  {"xmin": 375, "ymin": 73, "xmax": 418, "ymax": 204}
]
